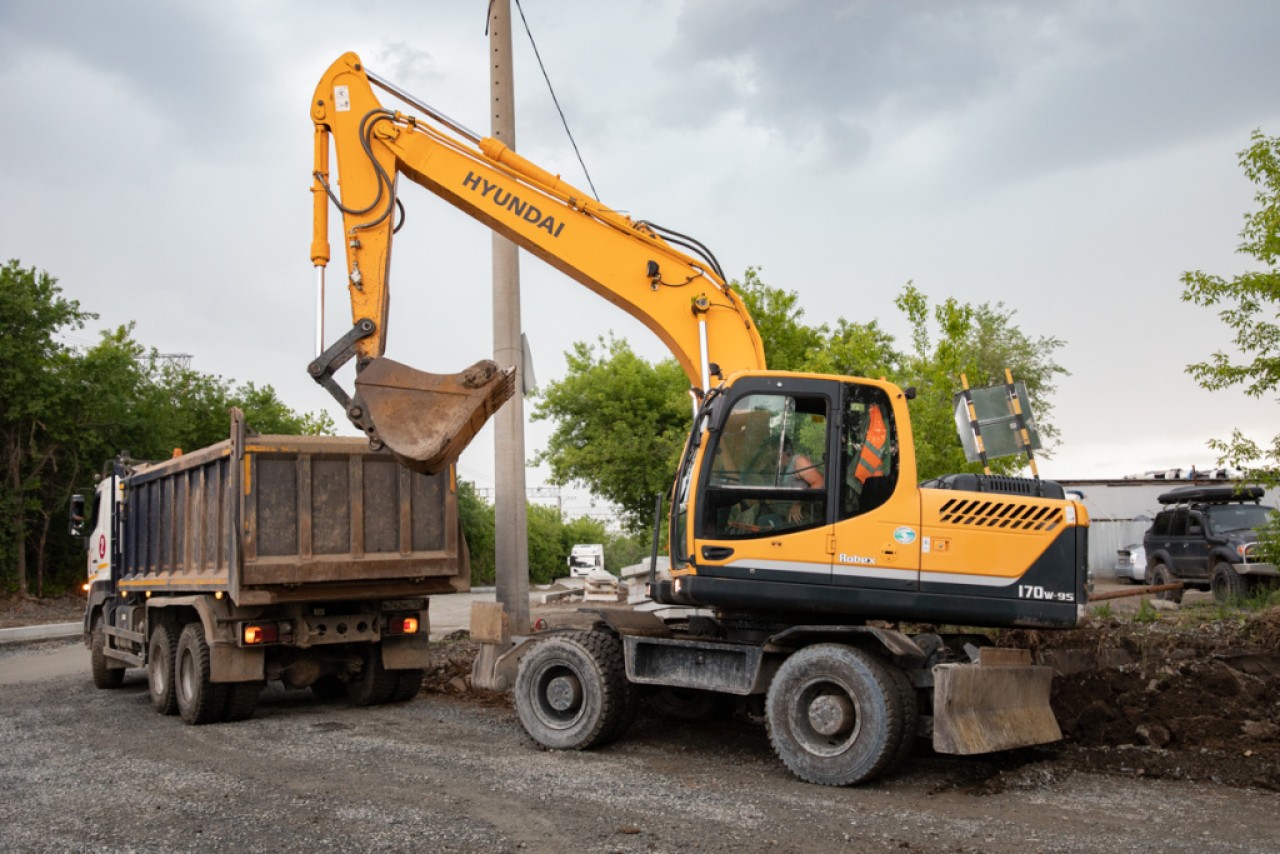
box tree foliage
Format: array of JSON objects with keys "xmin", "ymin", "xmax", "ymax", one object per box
[
  {"xmin": 530, "ymin": 336, "xmax": 691, "ymax": 530},
  {"xmin": 1180, "ymin": 130, "xmax": 1280, "ymax": 563},
  {"xmin": 1182, "ymin": 130, "xmax": 1280, "ymax": 489},
  {"xmin": 532, "ymin": 269, "xmax": 1068, "ymax": 529},
  {"xmin": 0, "ymin": 260, "xmax": 332, "ymax": 596}
]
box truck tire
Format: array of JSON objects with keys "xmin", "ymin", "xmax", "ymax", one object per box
[
  {"xmin": 347, "ymin": 644, "xmax": 397, "ymax": 706},
  {"xmin": 514, "ymin": 630, "xmax": 631, "ymax": 751},
  {"xmin": 390, "ymin": 669, "xmax": 425, "ymax": 703},
  {"xmin": 765, "ymin": 644, "xmax": 902, "ymax": 786},
  {"xmin": 176, "ymin": 623, "xmax": 228, "ymax": 725},
  {"xmin": 147, "ymin": 623, "xmax": 179, "ymax": 715},
  {"xmin": 90, "ymin": 616, "xmax": 124, "ymax": 690},
  {"xmin": 1150, "ymin": 564, "xmax": 1183, "ymax": 603},
  {"xmin": 223, "ymin": 681, "xmax": 262, "ymax": 722},
  {"xmin": 1211, "ymin": 560, "xmax": 1248, "ymax": 603}
]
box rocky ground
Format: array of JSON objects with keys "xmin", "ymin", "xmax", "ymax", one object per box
[{"xmin": 6, "ymin": 588, "xmax": 1279, "ymax": 794}]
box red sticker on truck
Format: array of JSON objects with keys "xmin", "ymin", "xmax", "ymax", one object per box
[{"xmin": 98, "ymin": 534, "xmax": 107, "ymax": 559}]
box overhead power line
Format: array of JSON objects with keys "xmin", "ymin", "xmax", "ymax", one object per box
[{"xmin": 487, "ymin": 0, "xmax": 600, "ymax": 199}]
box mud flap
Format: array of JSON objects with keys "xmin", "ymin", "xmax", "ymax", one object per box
[
  {"xmin": 355, "ymin": 357, "xmax": 516, "ymax": 474},
  {"xmin": 931, "ymin": 648, "xmax": 1062, "ymax": 755}
]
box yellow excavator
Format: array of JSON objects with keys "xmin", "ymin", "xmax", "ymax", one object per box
[{"xmin": 309, "ymin": 52, "xmax": 1089, "ymax": 786}]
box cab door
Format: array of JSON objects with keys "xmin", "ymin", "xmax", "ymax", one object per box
[
  {"xmin": 831, "ymin": 382, "xmax": 920, "ymax": 594},
  {"xmin": 692, "ymin": 378, "xmax": 837, "ymax": 586}
]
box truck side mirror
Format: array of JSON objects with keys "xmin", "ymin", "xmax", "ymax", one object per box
[{"xmin": 68, "ymin": 494, "xmax": 86, "ymax": 537}]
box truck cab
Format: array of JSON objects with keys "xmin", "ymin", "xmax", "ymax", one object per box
[{"xmin": 568, "ymin": 544, "xmax": 605, "ymax": 578}]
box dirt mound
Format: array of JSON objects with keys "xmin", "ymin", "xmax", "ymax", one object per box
[{"xmin": 1012, "ymin": 607, "xmax": 1280, "ymax": 790}]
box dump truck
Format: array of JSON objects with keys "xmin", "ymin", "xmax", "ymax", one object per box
[
  {"xmin": 76, "ymin": 409, "xmax": 467, "ymax": 724},
  {"xmin": 305, "ymin": 52, "xmax": 1088, "ymax": 785}
]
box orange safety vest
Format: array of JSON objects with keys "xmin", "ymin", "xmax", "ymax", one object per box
[{"xmin": 855, "ymin": 405, "xmax": 888, "ymax": 484}]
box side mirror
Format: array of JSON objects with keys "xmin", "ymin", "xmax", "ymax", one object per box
[{"xmin": 68, "ymin": 494, "xmax": 86, "ymax": 537}]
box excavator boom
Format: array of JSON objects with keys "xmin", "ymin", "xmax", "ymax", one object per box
[{"xmin": 310, "ymin": 52, "xmax": 765, "ymax": 471}]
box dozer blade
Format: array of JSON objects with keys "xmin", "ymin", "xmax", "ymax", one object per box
[
  {"xmin": 355, "ymin": 357, "xmax": 516, "ymax": 475},
  {"xmin": 931, "ymin": 648, "xmax": 1062, "ymax": 755}
]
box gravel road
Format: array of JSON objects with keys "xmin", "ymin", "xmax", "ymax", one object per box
[{"xmin": 2, "ymin": 641, "xmax": 1278, "ymax": 853}]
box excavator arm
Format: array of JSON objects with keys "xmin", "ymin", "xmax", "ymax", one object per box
[{"xmin": 310, "ymin": 52, "xmax": 766, "ymax": 472}]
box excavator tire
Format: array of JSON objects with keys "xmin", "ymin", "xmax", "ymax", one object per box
[
  {"xmin": 514, "ymin": 630, "xmax": 631, "ymax": 751},
  {"xmin": 883, "ymin": 665, "xmax": 919, "ymax": 774},
  {"xmin": 765, "ymin": 643, "xmax": 903, "ymax": 786}
]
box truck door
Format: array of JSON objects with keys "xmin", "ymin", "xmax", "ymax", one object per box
[
  {"xmin": 692, "ymin": 380, "xmax": 836, "ymax": 585},
  {"xmin": 831, "ymin": 382, "xmax": 920, "ymax": 593}
]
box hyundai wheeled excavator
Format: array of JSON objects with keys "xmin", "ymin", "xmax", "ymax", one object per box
[{"xmin": 308, "ymin": 52, "xmax": 1088, "ymax": 786}]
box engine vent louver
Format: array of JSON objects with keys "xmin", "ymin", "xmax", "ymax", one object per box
[{"xmin": 937, "ymin": 498, "xmax": 1063, "ymax": 532}]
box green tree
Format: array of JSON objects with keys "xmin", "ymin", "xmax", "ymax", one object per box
[
  {"xmin": 527, "ymin": 503, "xmax": 566, "ymax": 585},
  {"xmin": 1182, "ymin": 130, "xmax": 1280, "ymax": 488},
  {"xmin": 0, "ymin": 261, "xmax": 95, "ymax": 595},
  {"xmin": 1181, "ymin": 130, "xmax": 1280, "ymax": 564},
  {"xmin": 457, "ymin": 481, "xmax": 496, "ymax": 586},
  {"xmin": 0, "ymin": 261, "xmax": 335, "ymax": 595},
  {"xmin": 531, "ymin": 336, "xmax": 691, "ymax": 531},
  {"xmin": 894, "ymin": 283, "xmax": 1067, "ymax": 480}
]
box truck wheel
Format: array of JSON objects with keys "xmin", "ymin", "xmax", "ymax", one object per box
[
  {"xmin": 1211, "ymin": 561, "xmax": 1248, "ymax": 603},
  {"xmin": 176, "ymin": 623, "xmax": 228, "ymax": 725},
  {"xmin": 514, "ymin": 630, "xmax": 631, "ymax": 750},
  {"xmin": 765, "ymin": 644, "xmax": 902, "ymax": 786},
  {"xmin": 1150, "ymin": 564, "xmax": 1183, "ymax": 603},
  {"xmin": 223, "ymin": 681, "xmax": 262, "ymax": 722},
  {"xmin": 147, "ymin": 623, "xmax": 179, "ymax": 715},
  {"xmin": 390, "ymin": 669, "xmax": 425, "ymax": 703},
  {"xmin": 347, "ymin": 644, "xmax": 397, "ymax": 706},
  {"xmin": 90, "ymin": 616, "xmax": 124, "ymax": 690}
]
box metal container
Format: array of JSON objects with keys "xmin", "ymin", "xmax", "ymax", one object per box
[{"xmin": 117, "ymin": 410, "xmax": 466, "ymax": 605}]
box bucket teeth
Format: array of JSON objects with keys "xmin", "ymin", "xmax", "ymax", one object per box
[{"xmin": 354, "ymin": 357, "xmax": 516, "ymax": 474}]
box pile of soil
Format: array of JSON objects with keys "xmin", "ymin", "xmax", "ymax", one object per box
[{"xmin": 1002, "ymin": 608, "xmax": 1280, "ymax": 790}]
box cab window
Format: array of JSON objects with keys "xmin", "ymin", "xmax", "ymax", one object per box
[
  {"xmin": 700, "ymin": 392, "xmax": 828, "ymax": 539},
  {"xmin": 838, "ymin": 385, "xmax": 898, "ymax": 520}
]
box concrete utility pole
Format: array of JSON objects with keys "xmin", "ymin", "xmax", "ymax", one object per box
[{"xmin": 488, "ymin": 0, "xmax": 531, "ymax": 634}]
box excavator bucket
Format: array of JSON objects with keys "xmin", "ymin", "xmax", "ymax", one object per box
[
  {"xmin": 354, "ymin": 357, "xmax": 516, "ymax": 475},
  {"xmin": 931, "ymin": 648, "xmax": 1062, "ymax": 755}
]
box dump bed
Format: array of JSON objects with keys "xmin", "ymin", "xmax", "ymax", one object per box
[{"xmin": 115, "ymin": 411, "xmax": 466, "ymax": 605}]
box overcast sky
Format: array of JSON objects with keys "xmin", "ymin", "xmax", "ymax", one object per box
[{"xmin": 3, "ymin": 1, "xmax": 1279, "ymax": 511}]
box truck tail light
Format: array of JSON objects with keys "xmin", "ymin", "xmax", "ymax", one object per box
[
  {"xmin": 386, "ymin": 614, "xmax": 420, "ymax": 635},
  {"xmin": 243, "ymin": 624, "xmax": 277, "ymax": 645},
  {"xmin": 242, "ymin": 621, "xmax": 292, "ymax": 645}
]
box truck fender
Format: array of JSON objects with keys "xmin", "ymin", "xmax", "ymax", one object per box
[{"xmin": 147, "ymin": 595, "xmax": 264, "ymax": 682}]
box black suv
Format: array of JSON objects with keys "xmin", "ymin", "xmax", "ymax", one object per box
[{"xmin": 1143, "ymin": 486, "xmax": 1278, "ymax": 603}]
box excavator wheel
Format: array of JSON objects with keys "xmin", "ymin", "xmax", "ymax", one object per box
[
  {"xmin": 514, "ymin": 631, "xmax": 632, "ymax": 751},
  {"xmin": 765, "ymin": 643, "xmax": 903, "ymax": 786}
]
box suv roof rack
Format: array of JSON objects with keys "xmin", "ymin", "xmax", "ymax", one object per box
[{"xmin": 1156, "ymin": 485, "xmax": 1264, "ymax": 505}]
